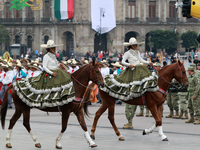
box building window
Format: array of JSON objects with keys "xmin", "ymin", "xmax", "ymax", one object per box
[
  {"xmin": 43, "ymin": 0, "xmax": 51, "ymax": 18},
  {"xmin": 27, "ymin": 6, "xmax": 33, "ymax": 18},
  {"xmin": 128, "ymin": 0, "xmax": 136, "ymax": 18},
  {"xmin": 169, "ymin": 1, "xmax": 176, "ymax": 19},
  {"xmin": 27, "ymin": 36, "xmax": 32, "ymax": 50},
  {"xmin": 5, "ymin": 2, "xmax": 10, "ymax": 18},
  {"xmin": 15, "ymin": 35, "xmax": 20, "ymax": 44},
  {"xmin": 149, "ymin": 1, "xmax": 156, "ymax": 21},
  {"xmin": 15, "ymin": 10, "xmax": 20, "ymax": 18},
  {"xmin": 44, "ymin": 35, "xmax": 49, "ymax": 44}
]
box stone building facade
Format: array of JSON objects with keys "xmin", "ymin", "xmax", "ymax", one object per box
[{"xmin": 0, "ymin": 0, "xmax": 200, "ymax": 57}]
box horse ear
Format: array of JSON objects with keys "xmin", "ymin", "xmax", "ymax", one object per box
[
  {"xmin": 92, "ymin": 56, "xmax": 95, "ymax": 66},
  {"xmin": 178, "ymin": 59, "xmax": 181, "ymax": 65},
  {"xmin": 181, "ymin": 60, "xmax": 184, "ymax": 64}
]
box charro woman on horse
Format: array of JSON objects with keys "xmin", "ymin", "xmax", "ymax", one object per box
[
  {"xmin": 13, "ymin": 40, "xmax": 75, "ymax": 108},
  {"xmin": 101, "ymin": 37, "xmax": 159, "ymax": 100}
]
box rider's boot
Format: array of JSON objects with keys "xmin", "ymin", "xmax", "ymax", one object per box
[
  {"xmin": 176, "ymin": 110, "xmax": 183, "ymax": 119},
  {"xmin": 181, "ymin": 110, "xmax": 188, "ymax": 119},
  {"xmin": 172, "ymin": 110, "xmax": 179, "ymax": 118},
  {"xmin": 185, "ymin": 114, "xmax": 195, "ymax": 123},
  {"xmin": 165, "ymin": 110, "xmax": 173, "ymax": 118},
  {"xmin": 123, "ymin": 119, "xmax": 133, "ymax": 129}
]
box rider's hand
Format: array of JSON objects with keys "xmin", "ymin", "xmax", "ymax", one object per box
[
  {"xmin": 130, "ymin": 64, "xmax": 135, "ymax": 68},
  {"xmin": 149, "ymin": 62, "xmax": 153, "ymax": 66},
  {"xmin": 52, "ymin": 72, "xmax": 57, "ymax": 77}
]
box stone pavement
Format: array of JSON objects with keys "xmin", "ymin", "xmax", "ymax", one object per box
[{"xmin": 0, "ymin": 103, "xmax": 199, "ymax": 150}]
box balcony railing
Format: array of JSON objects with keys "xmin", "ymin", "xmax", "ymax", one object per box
[
  {"xmin": 41, "ymin": 17, "xmax": 51, "ymax": 22},
  {"xmin": 166, "ymin": 18, "xmax": 180, "ymax": 23},
  {"xmin": 58, "ymin": 18, "xmax": 73, "ymax": 23},
  {"xmin": 186, "ymin": 18, "xmax": 199, "ymax": 23},
  {"xmin": 24, "ymin": 18, "xmax": 35, "ymax": 22},
  {"xmin": 146, "ymin": 17, "xmax": 159, "ymax": 23},
  {"xmin": 125, "ymin": 17, "xmax": 139, "ymax": 23},
  {"xmin": 0, "ymin": 18, "xmax": 22, "ymax": 23}
]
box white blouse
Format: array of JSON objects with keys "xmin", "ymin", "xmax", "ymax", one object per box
[
  {"xmin": 122, "ymin": 49, "xmax": 150, "ymax": 67},
  {"xmin": 43, "ymin": 52, "xmax": 60, "ymax": 75}
]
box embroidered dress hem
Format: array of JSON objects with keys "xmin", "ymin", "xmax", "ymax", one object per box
[
  {"xmin": 100, "ymin": 65, "xmax": 159, "ymax": 100},
  {"xmin": 13, "ymin": 69, "xmax": 75, "ymax": 108}
]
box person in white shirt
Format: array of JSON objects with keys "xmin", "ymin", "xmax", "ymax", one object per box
[
  {"xmin": 67, "ymin": 59, "xmax": 79, "ymax": 74},
  {"xmin": 0, "ymin": 63, "xmax": 14, "ymax": 108},
  {"xmin": 28, "ymin": 63, "xmax": 42, "ymax": 78},
  {"xmin": 22, "ymin": 63, "xmax": 32, "ymax": 78}
]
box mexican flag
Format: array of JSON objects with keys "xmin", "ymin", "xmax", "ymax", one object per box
[{"xmin": 54, "ymin": 0, "xmax": 74, "ymax": 20}]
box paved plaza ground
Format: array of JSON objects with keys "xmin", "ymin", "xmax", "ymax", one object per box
[{"xmin": 0, "ymin": 103, "xmax": 199, "ymax": 150}]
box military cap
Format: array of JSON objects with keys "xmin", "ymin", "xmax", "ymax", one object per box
[
  {"xmin": 190, "ymin": 64, "xmax": 196, "ymax": 67},
  {"xmin": 187, "ymin": 67, "xmax": 194, "ymax": 71}
]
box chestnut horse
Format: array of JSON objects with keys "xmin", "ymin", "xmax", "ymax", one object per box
[
  {"xmin": 90, "ymin": 61, "xmax": 188, "ymax": 141},
  {"xmin": 1, "ymin": 60, "xmax": 104, "ymax": 149}
]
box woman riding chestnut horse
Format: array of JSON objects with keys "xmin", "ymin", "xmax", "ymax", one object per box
[
  {"xmin": 1, "ymin": 40, "xmax": 104, "ymax": 149},
  {"xmin": 89, "ymin": 38, "xmax": 188, "ymax": 142}
]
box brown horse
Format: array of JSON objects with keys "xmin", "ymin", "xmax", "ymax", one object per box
[
  {"xmin": 90, "ymin": 61, "xmax": 188, "ymax": 141},
  {"xmin": 1, "ymin": 60, "xmax": 104, "ymax": 149}
]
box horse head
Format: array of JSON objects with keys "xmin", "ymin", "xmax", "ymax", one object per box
[
  {"xmin": 89, "ymin": 59, "xmax": 104, "ymax": 88},
  {"xmin": 173, "ymin": 60, "xmax": 189, "ymax": 89}
]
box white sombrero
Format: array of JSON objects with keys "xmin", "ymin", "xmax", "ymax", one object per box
[
  {"xmin": 41, "ymin": 40, "xmax": 63, "ymax": 49},
  {"xmin": 123, "ymin": 37, "xmax": 145, "ymax": 46},
  {"xmin": 29, "ymin": 63, "xmax": 41, "ymax": 71},
  {"xmin": 111, "ymin": 62, "xmax": 122, "ymax": 68},
  {"xmin": 0, "ymin": 63, "xmax": 13, "ymax": 70},
  {"xmin": 15, "ymin": 60, "xmax": 23, "ymax": 68}
]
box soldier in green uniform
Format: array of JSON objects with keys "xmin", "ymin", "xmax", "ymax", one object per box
[
  {"xmin": 177, "ymin": 89, "xmax": 188, "ymax": 119},
  {"xmin": 187, "ymin": 67, "xmax": 200, "ymax": 124},
  {"xmin": 136, "ymin": 105, "xmax": 150, "ymax": 117},
  {"xmin": 165, "ymin": 79, "xmax": 179, "ymax": 118},
  {"xmin": 123, "ymin": 104, "xmax": 137, "ymax": 129}
]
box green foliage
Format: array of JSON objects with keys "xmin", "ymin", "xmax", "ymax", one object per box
[
  {"xmin": 0, "ymin": 25, "xmax": 10, "ymax": 45},
  {"xmin": 148, "ymin": 29, "xmax": 180, "ymax": 52},
  {"xmin": 181, "ymin": 31, "xmax": 198, "ymax": 50}
]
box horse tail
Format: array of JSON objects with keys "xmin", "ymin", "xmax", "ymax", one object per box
[
  {"xmin": 82, "ymin": 83, "xmax": 95, "ymax": 117},
  {"xmin": 1, "ymin": 85, "xmax": 13, "ymax": 130}
]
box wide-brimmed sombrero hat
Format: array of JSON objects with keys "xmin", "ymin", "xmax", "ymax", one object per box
[
  {"xmin": 0, "ymin": 63, "xmax": 13, "ymax": 70},
  {"xmin": 61, "ymin": 61, "xmax": 69, "ymax": 70},
  {"xmin": 41, "ymin": 40, "xmax": 63, "ymax": 49},
  {"xmin": 100, "ymin": 60, "xmax": 109, "ymax": 67},
  {"xmin": 20, "ymin": 57, "xmax": 29, "ymax": 63},
  {"xmin": 123, "ymin": 37, "xmax": 145, "ymax": 46},
  {"xmin": 111, "ymin": 62, "xmax": 122, "ymax": 68},
  {"xmin": 29, "ymin": 63, "xmax": 41, "ymax": 71},
  {"xmin": 67, "ymin": 59, "xmax": 79, "ymax": 66},
  {"xmin": 14, "ymin": 60, "xmax": 23, "ymax": 68}
]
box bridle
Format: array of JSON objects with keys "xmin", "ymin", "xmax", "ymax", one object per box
[
  {"xmin": 70, "ymin": 63, "xmax": 101, "ymax": 89},
  {"xmin": 157, "ymin": 63, "xmax": 184, "ymax": 89}
]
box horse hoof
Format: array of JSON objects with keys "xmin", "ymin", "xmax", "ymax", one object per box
[
  {"xmin": 90, "ymin": 135, "xmax": 95, "ymax": 140},
  {"xmin": 119, "ymin": 136, "xmax": 125, "ymax": 141},
  {"xmin": 162, "ymin": 138, "xmax": 169, "ymax": 141},
  {"xmin": 56, "ymin": 145, "xmax": 62, "ymax": 149},
  {"xmin": 6, "ymin": 143, "xmax": 12, "ymax": 148},
  {"xmin": 35, "ymin": 143, "xmax": 41, "ymax": 148},
  {"xmin": 142, "ymin": 130, "xmax": 146, "ymax": 135},
  {"xmin": 90, "ymin": 144, "xmax": 97, "ymax": 148}
]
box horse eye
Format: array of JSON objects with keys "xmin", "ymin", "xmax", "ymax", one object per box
[
  {"xmin": 182, "ymin": 71, "xmax": 185, "ymax": 74},
  {"xmin": 96, "ymin": 70, "xmax": 99, "ymax": 73}
]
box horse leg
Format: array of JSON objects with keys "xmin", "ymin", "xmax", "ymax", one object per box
[
  {"xmin": 107, "ymin": 103, "xmax": 125, "ymax": 141},
  {"xmin": 142, "ymin": 104, "xmax": 159, "ymax": 136},
  {"xmin": 6, "ymin": 109, "xmax": 22, "ymax": 148},
  {"xmin": 157, "ymin": 105, "xmax": 168, "ymax": 141},
  {"xmin": 90, "ymin": 100, "xmax": 108, "ymax": 140},
  {"xmin": 22, "ymin": 108, "xmax": 41, "ymax": 148},
  {"xmin": 74, "ymin": 108, "xmax": 97, "ymax": 148},
  {"xmin": 55, "ymin": 110, "xmax": 70, "ymax": 149}
]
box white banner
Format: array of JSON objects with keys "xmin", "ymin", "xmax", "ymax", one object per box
[{"xmin": 91, "ymin": 0, "xmax": 116, "ymax": 34}]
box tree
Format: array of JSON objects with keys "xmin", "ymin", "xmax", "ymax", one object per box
[
  {"xmin": 149, "ymin": 29, "xmax": 179, "ymax": 53},
  {"xmin": 0, "ymin": 25, "xmax": 10, "ymax": 52},
  {"xmin": 147, "ymin": 36, "xmax": 154, "ymax": 52},
  {"xmin": 181, "ymin": 30, "xmax": 198, "ymax": 51}
]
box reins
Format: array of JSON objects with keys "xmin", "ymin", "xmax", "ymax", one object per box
[{"xmin": 150, "ymin": 63, "xmax": 183, "ymax": 102}]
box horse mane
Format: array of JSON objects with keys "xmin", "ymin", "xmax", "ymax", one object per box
[{"xmin": 158, "ymin": 62, "xmax": 177, "ymax": 74}]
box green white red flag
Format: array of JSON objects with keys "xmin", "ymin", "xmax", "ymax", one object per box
[{"xmin": 55, "ymin": 0, "xmax": 74, "ymax": 20}]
